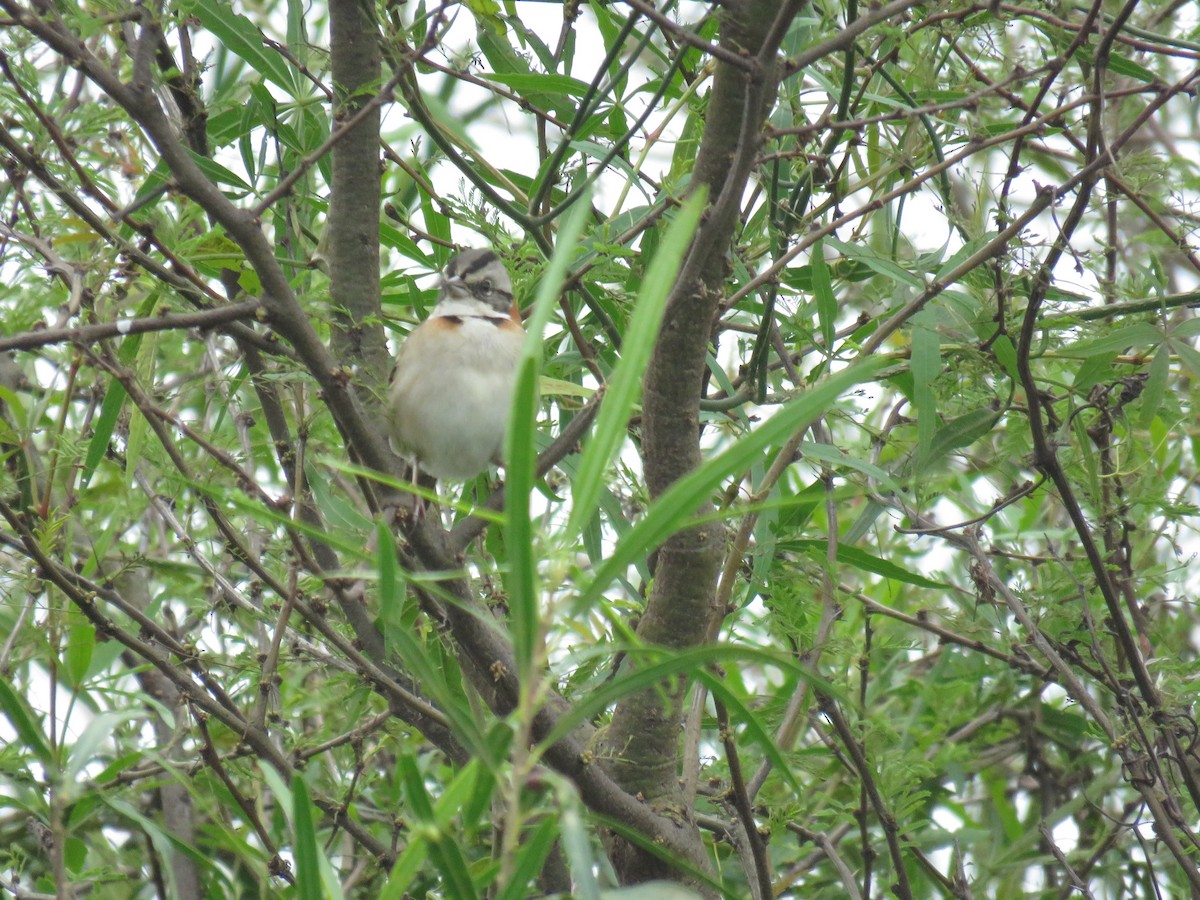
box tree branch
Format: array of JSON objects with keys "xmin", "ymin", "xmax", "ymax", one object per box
[
  {"xmin": 0, "ymin": 300, "xmax": 262, "ymax": 352},
  {"xmin": 599, "ymin": 0, "xmax": 805, "ymax": 888}
]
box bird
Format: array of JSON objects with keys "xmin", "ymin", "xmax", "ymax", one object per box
[{"xmin": 387, "ymin": 247, "xmax": 524, "ymax": 487}]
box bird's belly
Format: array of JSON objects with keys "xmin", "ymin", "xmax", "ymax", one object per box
[{"xmin": 391, "ymin": 319, "xmax": 522, "ymax": 481}]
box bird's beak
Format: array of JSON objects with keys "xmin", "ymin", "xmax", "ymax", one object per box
[{"xmin": 438, "ymin": 273, "xmax": 470, "ymax": 299}]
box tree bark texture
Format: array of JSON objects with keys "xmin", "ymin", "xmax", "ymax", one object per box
[
  {"xmin": 599, "ymin": 0, "xmax": 801, "ymax": 889},
  {"xmin": 328, "ymin": 0, "xmax": 388, "ymax": 397}
]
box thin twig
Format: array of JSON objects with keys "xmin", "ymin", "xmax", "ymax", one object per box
[{"xmin": 0, "ymin": 300, "xmax": 262, "ymax": 352}]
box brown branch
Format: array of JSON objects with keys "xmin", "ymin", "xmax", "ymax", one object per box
[
  {"xmin": 818, "ymin": 696, "xmax": 913, "ymax": 900},
  {"xmin": 714, "ymin": 697, "xmax": 772, "ymax": 900},
  {"xmin": 194, "ymin": 714, "xmax": 294, "ymax": 886},
  {"xmin": 597, "ymin": 0, "xmax": 809, "ymax": 889},
  {"xmin": 0, "ymin": 300, "xmax": 262, "ymax": 352},
  {"xmin": 784, "ymin": 0, "xmax": 925, "ymax": 76},
  {"xmin": 620, "ymin": 0, "xmax": 754, "ymax": 72}
]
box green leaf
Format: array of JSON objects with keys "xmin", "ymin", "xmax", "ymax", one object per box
[
  {"xmin": 568, "ymin": 189, "xmax": 707, "ymax": 540},
  {"xmin": 506, "ymin": 192, "xmax": 592, "ymax": 677},
  {"xmin": 81, "ymin": 383, "xmax": 123, "ymax": 489},
  {"xmin": 826, "ymin": 236, "xmax": 924, "ymax": 288},
  {"xmin": 537, "ymin": 643, "xmax": 838, "ymax": 756},
  {"xmin": 375, "ymin": 521, "xmax": 487, "ymax": 757},
  {"xmin": 63, "ymin": 836, "xmax": 87, "ymax": 874},
  {"xmin": 379, "ymin": 833, "xmax": 430, "ymax": 900},
  {"xmin": 105, "ymin": 797, "xmax": 214, "ymax": 877},
  {"xmin": 496, "ymin": 816, "xmax": 559, "ymax": 900},
  {"xmin": 910, "ymin": 323, "xmax": 939, "ymax": 457},
  {"xmin": 125, "ymin": 324, "xmax": 159, "ymax": 484},
  {"xmin": 183, "ymin": 0, "xmax": 295, "ymax": 92},
  {"xmin": 915, "ymin": 406, "xmax": 1003, "ymax": 472},
  {"xmin": 399, "ymin": 755, "xmax": 480, "ymax": 900},
  {"xmin": 421, "ymin": 191, "xmax": 453, "ymax": 266},
  {"xmin": 577, "ymin": 359, "xmax": 881, "ymax": 610},
  {"xmin": 1072, "ymin": 350, "xmax": 1119, "ymax": 395},
  {"xmin": 62, "ymin": 611, "xmax": 95, "ymax": 687},
  {"xmin": 433, "ymin": 762, "xmax": 482, "ymax": 828},
  {"xmin": 485, "ymin": 72, "xmax": 592, "ymax": 98},
  {"xmin": 292, "ymin": 776, "xmax": 322, "ymax": 900},
  {"xmin": 782, "ymin": 539, "xmax": 952, "ymax": 588},
  {"xmin": 81, "ymin": 294, "xmax": 158, "ymax": 487},
  {"xmin": 1139, "ymin": 343, "xmax": 1170, "ymax": 428},
  {"xmin": 63, "ymin": 710, "xmax": 145, "ymax": 794},
  {"xmin": 1087, "ymin": 49, "xmax": 1158, "ymax": 84},
  {"xmin": 1173, "ymin": 337, "xmax": 1200, "ymax": 382},
  {"xmin": 591, "ymin": 813, "xmax": 725, "ymax": 898},
  {"xmin": 1063, "ymin": 323, "xmax": 1161, "ymax": 358},
  {"xmin": 798, "ymin": 441, "xmax": 903, "ymax": 495},
  {"xmin": 476, "ymin": 28, "xmax": 574, "ymax": 118},
  {"xmin": 991, "ymin": 333, "xmax": 1020, "ymax": 381},
  {"xmin": 811, "ymin": 238, "xmax": 836, "ymax": 349},
  {"xmin": 186, "ymin": 149, "xmax": 253, "ymax": 192},
  {"xmin": 539, "ymin": 375, "xmax": 595, "ymax": 399},
  {"xmin": 550, "ymin": 770, "xmax": 601, "ymax": 900},
  {"xmin": 0, "ymin": 676, "xmax": 53, "ymax": 766}
]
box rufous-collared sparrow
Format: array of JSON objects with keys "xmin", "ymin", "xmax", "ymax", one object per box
[{"xmin": 387, "ymin": 247, "xmax": 524, "ymax": 483}]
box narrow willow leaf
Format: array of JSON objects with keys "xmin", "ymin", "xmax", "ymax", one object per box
[
  {"xmin": 185, "ymin": 0, "xmax": 295, "ymax": 91},
  {"xmin": 1175, "ymin": 339, "xmax": 1200, "ymax": 382},
  {"xmin": 916, "ymin": 406, "xmax": 1002, "ymax": 472},
  {"xmin": 375, "ymin": 518, "xmax": 407, "ymax": 639},
  {"xmin": 486, "ymin": 72, "xmax": 592, "ymax": 97},
  {"xmin": 826, "ymin": 236, "xmax": 924, "ymax": 287},
  {"xmin": 420, "ymin": 190, "xmax": 452, "ymax": 266},
  {"xmin": 576, "ymin": 360, "xmax": 880, "ymax": 610},
  {"xmin": 539, "ymin": 375, "xmax": 595, "ymax": 399},
  {"xmin": 781, "ymin": 538, "xmax": 952, "ymax": 588},
  {"xmin": 506, "ymin": 356, "xmax": 542, "ymax": 674},
  {"xmin": 0, "ymin": 675, "xmax": 53, "ymax": 765},
  {"xmin": 379, "ymin": 834, "xmax": 429, "ymax": 900},
  {"xmin": 82, "ymin": 382, "xmax": 118, "ymax": 485},
  {"xmin": 799, "ymin": 440, "xmax": 903, "ymax": 495},
  {"xmin": 496, "ymin": 816, "xmax": 559, "ymax": 900},
  {"xmin": 552, "ymin": 771, "xmax": 601, "ymax": 900},
  {"xmin": 105, "ymin": 797, "xmax": 213, "ymax": 871},
  {"xmin": 125, "ymin": 325, "xmax": 158, "ymax": 483},
  {"xmin": 537, "ymin": 643, "xmax": 837, "ymax": 753},
  {"xmin": 911, "ymin": 323, "xmax": 938, "ymax": 458},
  {"xmin": 1139, "ymin": 343, "xmax": 1169, "ymax": 428},
  {"xmin": 591, "ymin": 814, "xmax": 727, "ymax": 899},
  {"xmin": 291, "ymin": 776, "xmax": 322, "ymax": 900},
  {"xmin": 991, "ymin": 333, "xmax": 1020, "ymax": 381},
  {"xmin": 698, "ymin": 670, "xmax": 805, "ymax": 796},
  {"xmin": 1072, "ymin": 350, "xmax": 1120, "ymax": 395},
  {"xmin": 811, "ymin": 237, "xmax": 836, "ymax": 349},
  {"xmin": 82, "ymin": 294, "xmax": 158, "ymax": 487},
  {"xmin": 476, "ymin": 29, "xmax": 574, "ymax": 118},
  {"xmin": 185, "ymin": 149, "xmax": 253, "ymax": 192},
  {"xmin": 375, "ymin": 521, "xmax": 487, "ymax": 757},
  {"xmin": 323, "ymin": 458, "xmax": 503, "ymax": 526},
  {"xmin": 432, "ymin": 761, "xmax": 481, "ymax": 828},
  {"xmin": 567, "ymin": 189, "xmax": 708, "ymax": 540},
  {"xmin": 1064, "ymin": 323, "xmax": 1160, "ymax": 358},
  {"xmin": 506, "ymin": 192, "xmax": 591, "ymax": 677},
  {"xmin": 399, "ymin": 755, "xmax": 480, "ymax": 900},
  {"xmin": 63, "ymin": 710, "xmax": 144, "ymax": 793}
]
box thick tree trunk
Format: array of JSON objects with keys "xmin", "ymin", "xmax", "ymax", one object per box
[
  {"xmin": 599, "ymin": 1, "xmax": 800, "ymax": 889},
  {"xmin": 328, "ymin": 0, "xmax": 388, "ymax": 397}
]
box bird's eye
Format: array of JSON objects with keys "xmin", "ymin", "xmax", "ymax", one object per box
[{"xmin": 477, "ymin": 278, "xmax": 493, "ymax": 296}]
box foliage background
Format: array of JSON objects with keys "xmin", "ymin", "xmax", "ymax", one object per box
[{"xmin": 1, "ymin": 0, "xmax": 1200, "ymax": 897}]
